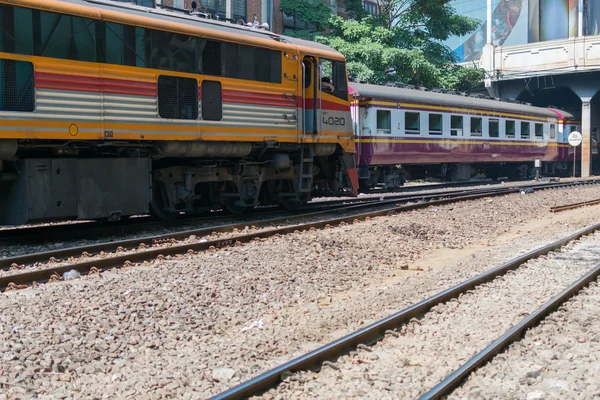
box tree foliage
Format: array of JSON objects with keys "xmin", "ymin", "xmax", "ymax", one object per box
[{"xmin": 280, "ymin": 0, "xmax": 485, "ymax": 91}]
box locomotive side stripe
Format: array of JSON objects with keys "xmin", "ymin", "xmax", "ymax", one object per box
[
  {"xmin": 360, "ymin": 100, "xmax": 552, "ymax": 122},
  {"xmin": 35, "ymin": 72, "xmax": 158, "ymax": 97},
  {"xmin": 33, "ymin": 72, "xmax": 348, "ymax": 112}
]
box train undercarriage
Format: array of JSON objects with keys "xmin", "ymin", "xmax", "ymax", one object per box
[
  {"xmin": 358, "ymin": 161, "xmax": 572, "ymax": 191},
  {"xmin": 0, "ymin": 139, "xmax": 349, "ymax": 225}
]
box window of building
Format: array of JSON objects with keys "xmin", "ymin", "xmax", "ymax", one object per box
[
  {"xmin": 0, "ymin": 59, "xmax": 34, "ymax": 112},
  {"xmin": 405, "ymin": 112, "xmax": 420, "ymax": 134},
  {"xmin": 429, "ymin": 113, "xmax": 443, "ymax": 135},
  {"xmin": 450, "ymin": 115, "xmax": 463, "ymax": 136},
  {"xmin": 550, "ymin": 123, "xmax": 556, "ymax": 139},
  {"xmin": 521, "ymin": 121, "xmax": 530, "ymax": 139},
  {"xmin": 232, "ymin": 0, "xmax": 247, "ymax": 22},
  {"xmin": 471, "ymin": 117, "xmax": 482, "ymax": 136},
  {"xmin": 489, "ymin": 119, "xmax": 499, "ymax": 138},
  {"xmin": 376, "ymin": 110, "xmax": 391, "ymax": 134},
  {"xmin": 158, "ymin": 75, "xmax": 198, "ymax": 120},
  {"xmin": 535, "ymin": 123, "xmax": 544, "ymax": 138},
  {"xmin": 506, "ymin": 120, "xmax": 516, "ymax": 138},
  {"xmin": 363, "ymin": 1, "xmax": 378, "ymax": 15}
]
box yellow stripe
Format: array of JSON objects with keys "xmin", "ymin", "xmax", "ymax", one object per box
[{"xmin": 363, "ymin": 100, "xmax": 552, "ymax": 122}]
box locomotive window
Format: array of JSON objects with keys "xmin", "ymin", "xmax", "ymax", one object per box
[
  {"xmin": 0, "ymin": 59, "xmax": 35, "ymax": 112},
  {"xmin": 158, "ymin": 75, "xmax": 198, "ymax": 120},
  {"xmin": 429, "ymin": 114, "xmax": 443, "ymax": 135},
  {"xmin": 376, "ymin": 110, "xmax": 391, "ymax": 134},
  {"xmin": 303, "ymin": 61, "xmax": 312, "ymax": 88},
  {"xmin": 521, "ymin": 122, "xmax": 530, "ymax": 139},
  {"xmin": 489, "ymin": 119, "xmax": 499, "ymax": 138},
  {"xmin": 39, "ymin": 11, "xmax": 97, "ymax": 62},
  {"xmin": 535, "ymin": 123, "xmax": 544, "ymax": 138},
  {"xmin": 550, "ymin": 124, "xmax": 556, "ymax": 139},
  {"xmin": 147, "ymin": 30, "xmax": 197, "ymax": 73},
  {"xmin": 319, "ymin": 59, "xmax": 348, "ymax": 101},
  {"xmin": 0, "ymin": 5, "xmax": 34, "ymax": 55},
  {"xmin": 471, "ymin": 117, "xmax": 482, "ymax": 136},
  {"xmin": 255, "ymin": 47, "xmax": 271, "ymax": 82},
  {"xmin": 239, "ymin": 45, "xmax": 256, "ymax": 80},
  {"xmin": 506, "ymin": 120, "xmax": 516, "ymax": 138},
  {"xmin": 105, "ymin": 23, "xmax": 147, "ymax": 67},
  {"xmin": 450, "ymin": 116, "xmax": 463, "ymax": 136},
  {"xmin": 221, "ymin": 42, "xmax": 282, "ymax": 83},
  {"xmin": 201, "ymin": 40, "xmax": 222, "ymax": 76},
  {"xmin": 405, "ymin": 112, "xmax": 420, "ymax": 134}
]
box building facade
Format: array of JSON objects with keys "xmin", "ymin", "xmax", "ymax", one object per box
[
  {"xmin": 452, "ymin": 0, "xmax": 600, "ymax": 177},
  {"xmin": 124, "ymin": 0, "xmax": 376, "ymax": 34}
]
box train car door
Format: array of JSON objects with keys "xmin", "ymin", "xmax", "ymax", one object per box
[{"xmin": 301, "ymin": 56, "xmax": 321, "ymax": 139}]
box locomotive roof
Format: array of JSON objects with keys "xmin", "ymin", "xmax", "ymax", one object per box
[
  {"xmin": 350, "ymin": 82, "xmax": 575, "ymax": 120},
  {"xmin": 51, "ymin": 0, "xmax": 342, "ymax": 58}
]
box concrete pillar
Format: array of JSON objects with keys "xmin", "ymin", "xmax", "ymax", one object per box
[
  {"xmin": 578, "ymin": 0, "xmax": 584, "ymax": 36},
  {"xmin": 487, "ymin": 0, "xmax": 493, "ymax": 44},
  {"xmin": 582, "ymin": 98, "xmax": 592, "ymax": 177},
  {"xmin": 226, "ymin": 0, "xmax": 232, "ymax": 20}
]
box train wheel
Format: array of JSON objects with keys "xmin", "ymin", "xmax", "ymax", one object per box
[
  {"xmin": 150, "ymin": 183, "xmax": 179, "ymax": 221},
  {"xmin": 223, "ymin": 199, "xmax": 249, "ymax": 215}
]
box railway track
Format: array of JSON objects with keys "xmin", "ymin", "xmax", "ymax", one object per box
[
  {"xmin": 0, "ymin": 177, "xmax": 566, "ymax": 246},
  {"xmin": 420, "ymin": 260, "xmax": 600, "ymax": 400},
  {"xmin": 1, "ymin": 179, "xmax": 599, "ymax": 294},
  {"xmin": 551, "ymin": 197, "xmax": 600, "ymax": 213},
  {"xmin": 210, "ymin": 220, "xmax": 600, "ymax": 400}
]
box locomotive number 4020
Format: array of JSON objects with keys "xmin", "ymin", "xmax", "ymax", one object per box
[{"xmin": 323, "ymin": 116, "xmax": 346, "ymax": 126}]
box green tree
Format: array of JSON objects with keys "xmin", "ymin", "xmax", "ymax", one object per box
[
  {"xmin": 280, "ymin": 0, "xmax": 485, "ymax": 91},
  {"xmin": 279, "ymin": 0, "xmax": 332, "ymax": 30}
]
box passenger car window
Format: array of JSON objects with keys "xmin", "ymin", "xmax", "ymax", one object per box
[
  {"xmin": 451, "ymin": 116, "xmax": 463, "ymax": 136},
  {"xmin": 471, "ymin": 117, "xmax": 482, "ymax": 136},
  {"xmin": 377, "ymin": 110, "xmax": 391, "ymax": 134},
  {"xmin": 405, "ymin": 112, "xmax": 420, "ymax": 134}
]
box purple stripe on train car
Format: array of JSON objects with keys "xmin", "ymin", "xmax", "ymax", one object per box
[{"xmin": 355, "ymin": 137, "xmax": 571, "ymax": 166}]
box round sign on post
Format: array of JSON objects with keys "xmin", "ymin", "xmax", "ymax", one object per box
[
  {"xmin": 568, "ymin": 131, "xmax": 582, "ymax": 147},
  {"xmin": 568, "ymin": 131, "xmax": 582, "ymax": 178}
]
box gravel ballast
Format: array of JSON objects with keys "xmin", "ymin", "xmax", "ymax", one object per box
[
  {"xmin": 267, "ymin": 232, "xmax": 600, "ymax": 399},
  {"xmin": 1, "ymin": 185, "xmax": 600, "ymax": 399},
  {"xmin": 450, "ymin": 281, "xmax": 600, "ymax": 400}
]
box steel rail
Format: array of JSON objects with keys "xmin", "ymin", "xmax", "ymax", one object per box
[
  {"xmin": 0, "ymin": 188, "xmax": 482, "ymax": 245},
  {"xmin": 3, "ymin": 180, "xmax": 599, "ymax": 287},
  {"xmin": 0, "ymin": 177, "xmax": 593, "ymax": 245},
  {"xmin": 209, "ymin": 221, "xmax": 600, "ymax": 400},
  {"xmin": 4, "ymin": 178, "xmax": 597, "ymax": 264},
  {"xmin": 1, "ymin": 186, "xmax": 524, "ymax": 269},
  {"xmin": 420, "ymin": 262, "xmax": 600, "ymax": 400},
  {"xmin": 551, "ymin": 197, "xmax": 600, "ymax": 213},
  {"xmin": 0, "ymin": 189, "xmax": 524, "ymax": 290}
]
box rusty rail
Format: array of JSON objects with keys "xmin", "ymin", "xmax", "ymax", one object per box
[{"xmin": 551, "ymin": 198, "xmax": 600, "ymax": 213}]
